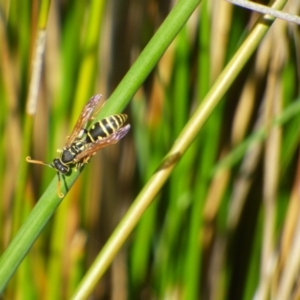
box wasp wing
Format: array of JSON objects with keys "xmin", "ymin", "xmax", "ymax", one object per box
[
  {"xmin": 65, "ymin": 94, "xmax": 103, "ymax": 147},
  {"xmin": 74, "ymin": 124, "xmax": 130, "ymax": 161}
]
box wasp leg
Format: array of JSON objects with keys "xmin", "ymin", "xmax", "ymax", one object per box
[
  {"xmin": 74, "ymin": 156, "xmax": 91, "ymax": 171},
  {"xmin": 57, "ymin": 172, "xmax": 64, "ymax": 198}
]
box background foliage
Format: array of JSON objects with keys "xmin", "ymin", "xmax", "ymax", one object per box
[{"xmin": 1, "ymin": 0, "xmax": 300, "ymax": 299}]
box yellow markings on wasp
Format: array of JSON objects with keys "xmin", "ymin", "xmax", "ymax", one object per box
[{"xmin": 99, "ymin": 120, "xmax": 110, "ymax": 137}]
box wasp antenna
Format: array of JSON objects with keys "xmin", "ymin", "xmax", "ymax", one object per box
[{"xmin": 26, "ymin": 156, "xmax": 50, "ymax": 166}]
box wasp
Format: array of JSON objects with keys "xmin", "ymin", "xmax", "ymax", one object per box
[{"xmin": 26, "ymin": 94, "xmax": 130, "ymax": 198}]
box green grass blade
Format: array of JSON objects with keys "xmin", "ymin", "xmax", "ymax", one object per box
[{"xmin": 0, "ymin": 178, "xmax": 63, "ymax": 292}]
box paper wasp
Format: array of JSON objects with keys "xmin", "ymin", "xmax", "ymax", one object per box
[{"xmin": 27, "ymin": 94, "xmax": 130, "ymax": 198}]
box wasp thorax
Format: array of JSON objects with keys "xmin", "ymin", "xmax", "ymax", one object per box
[{"xmin": 61, "ymin": 148, "xmax": 75, "ymax": 163}]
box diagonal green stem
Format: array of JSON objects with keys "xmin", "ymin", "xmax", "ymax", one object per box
[{"xmin": 0, "ymin": 0, "xmax": 201, "ymax": 293}]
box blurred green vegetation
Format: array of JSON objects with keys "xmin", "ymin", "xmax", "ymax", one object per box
[{"xmin": 0, "ymin": 0, "xmax": 300, "ymax": 299}]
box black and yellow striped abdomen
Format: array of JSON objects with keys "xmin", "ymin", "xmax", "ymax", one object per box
[{"xmin": 85, "ymin": 114, "xmax": 127, "ymax": 143}]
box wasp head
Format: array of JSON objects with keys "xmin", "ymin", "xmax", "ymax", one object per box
[{"xmin": 50, "ymin": 158, "xmax": 70, "ymax": 174}]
